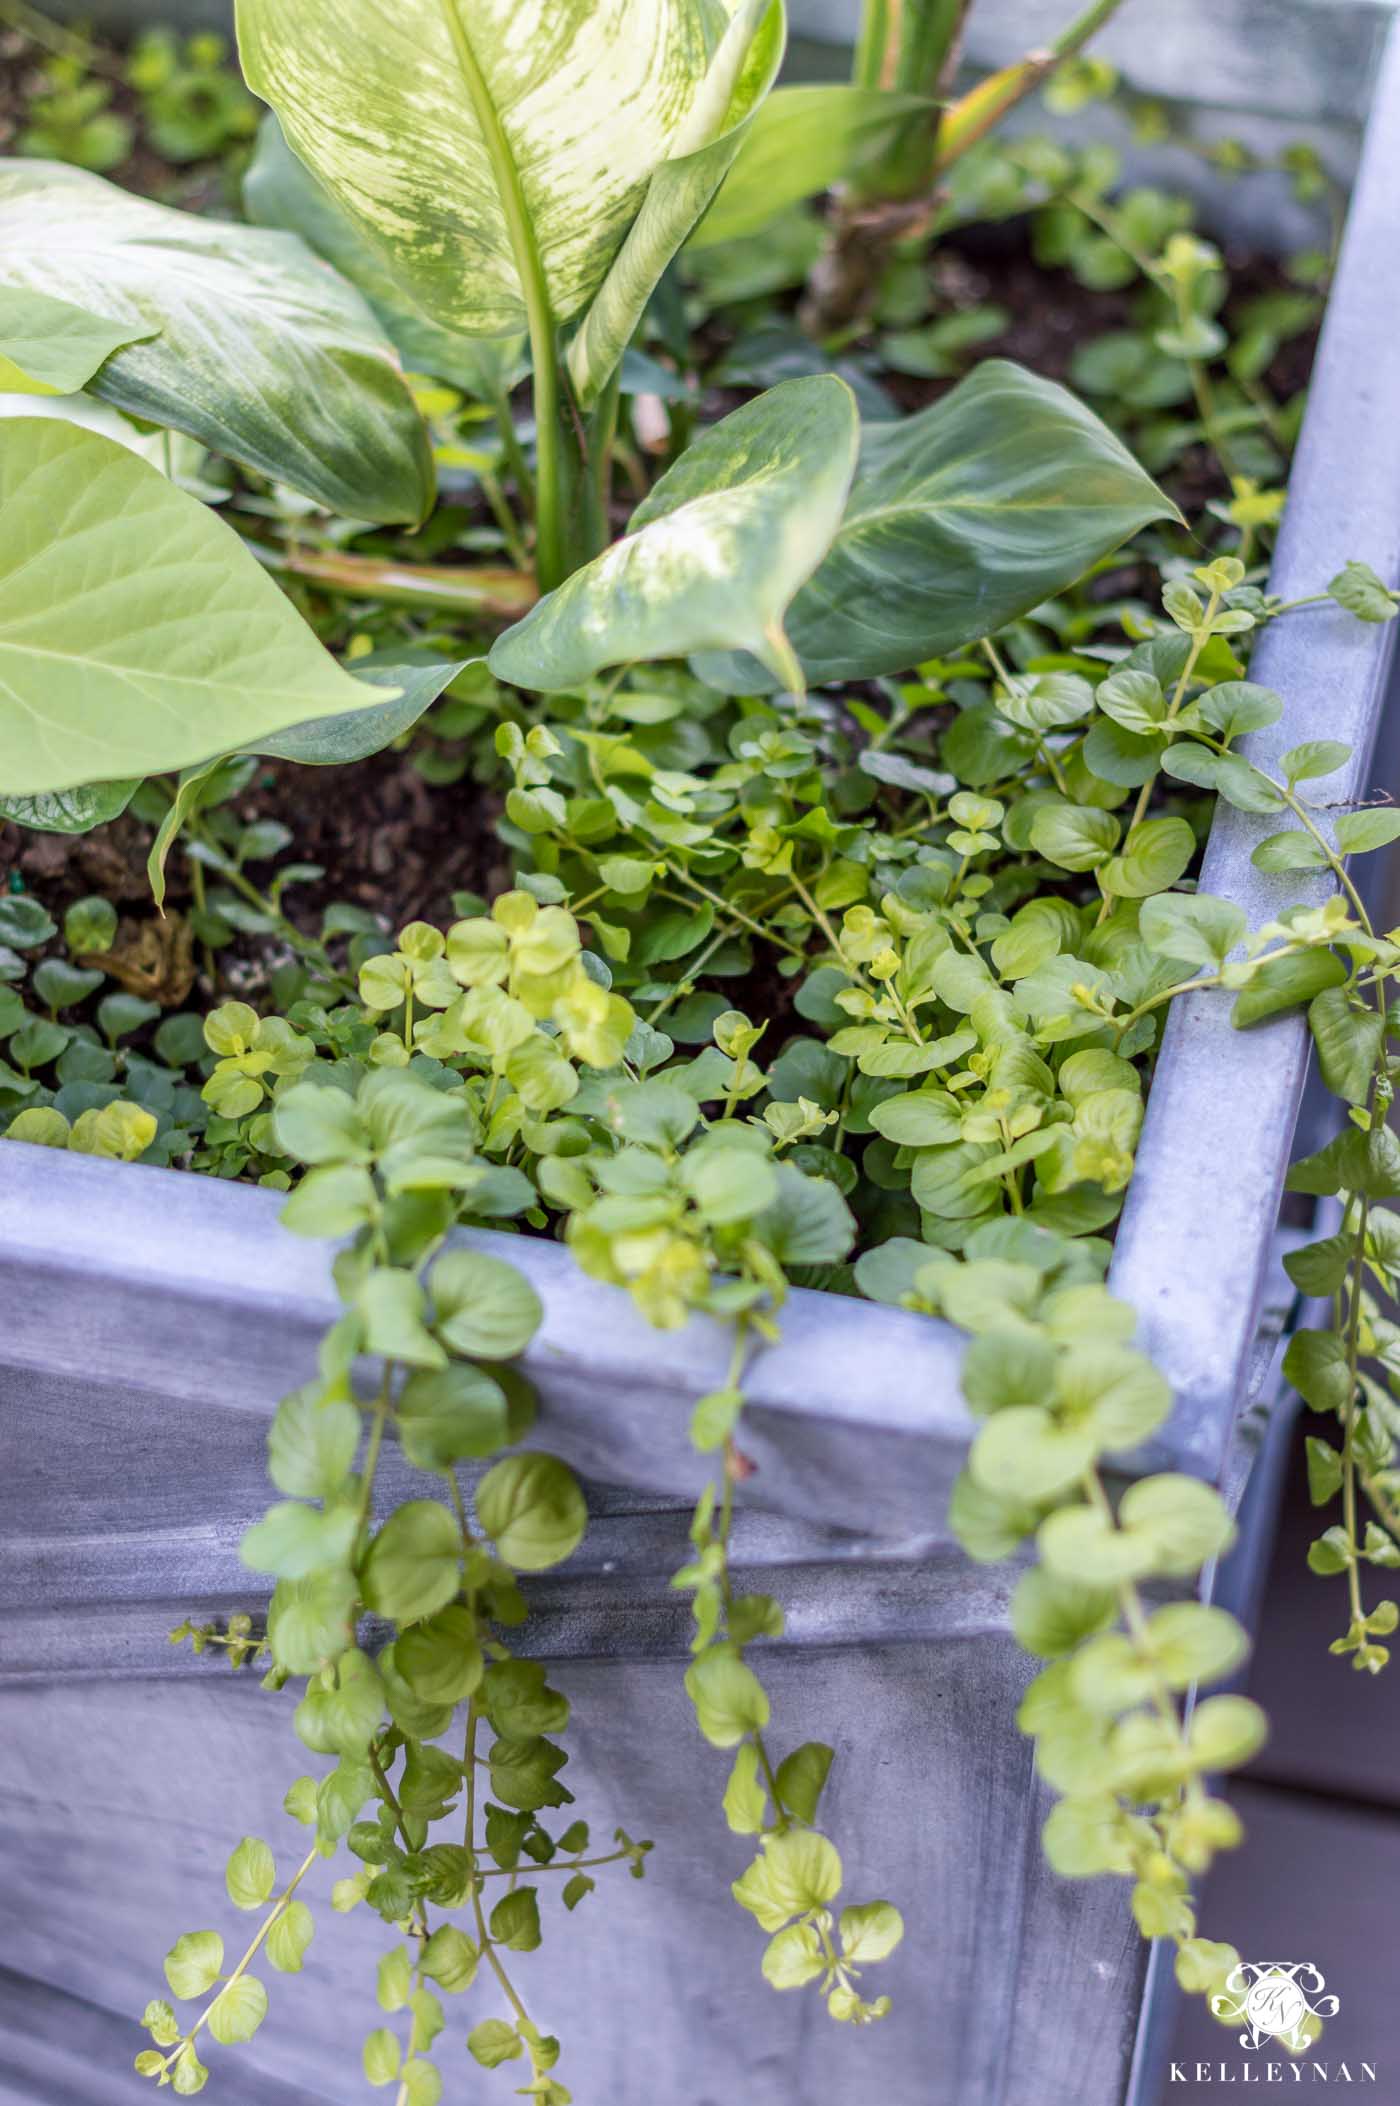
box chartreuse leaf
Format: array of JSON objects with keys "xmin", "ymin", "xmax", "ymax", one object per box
[
  {"xmin": 225, "ymin": 1836, "xmax": 276, "ymax": 1911},
  {"xmin": 206, "ymin": 1975, "xmax": 268, "ymax": 2046},
  {"xmin": 0, "ymin": 284, "xmax": 155, "ymax": 394},
  {"xmin": 685, "ymin": 1646, "xmax": 770, "ymax": 1747},
  {"xmin": 698, "ymin": 362, "xmax": 1180, "ymax": 688},
  {"xmin": 567, "ymin": 0, "xmax": 785, "ymax": 406},
  {"xmin": 164, "ymin": 1931, "xmax": 224, "ymax": 2000},
  {"xmin": 237, "ymin": 0, "xmax": 768, "ymax": 342},
  {"xmin": 732, "ymin": 1828, "xmax": 842, "ymax": 1929},
  {"xmin": 361, "ymin": 1502, "xmax": 462, "ymax": 1622},
  {"xmin": 476, "ymin": 1453, "xmax": 587, "ymax": 1571},
  {"xmin": 0, "ymin": 420, "xmax": 394, "ymax": 797},
  {"xmin": 1139, "ymin": 891, "xmax": 1245, "ymax": 969},
  {"xmin": 266, "ymin": 1900, "xmax": 315, "ymax": 1974},
  {"xmin": 490, "ymin": 376, "xmax": 859, "ymax": 692},
  {"xmin": 691, "ymin": 84, "xmax": 935, "ymax": 247},
  {"xmin": 429, "ymin": 1249, "xmax": 543, "ymax": 1359},
  {"xmin": 0, "ymin": 161, "xmax": 430, "ymax": 522},
  {"xmin": 839, "ymin": 1901, "xmax": 904, "ymax": 1962},
  {"xmin": 244, "ymin": 116, "xmax": 526, "ymax": 402}
]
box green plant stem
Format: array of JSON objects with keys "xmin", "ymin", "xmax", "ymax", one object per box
[
  {"xmin": 463, "ymin": 1699, "xmax": 547, "ymax": 2076},
  {"xmin": 491, "ymin": 389, "xmax": 536, "ymax": 518},
  {"xmin": 934, "ymin": 0, "xmax": 1129, "ymax": 174},
  {"xmin": 478, "ymin": 466, "xmax": 530, "ymax": 570},
  {"xmin": 478, "ymin": 1847, "xmax": 636, "ymax": 1881},
  {"xmin": 980, "ymin": 635, "xmax": 1072, "ymax": 793},
  {"xmin": 1337, "ymin": 1198, "xmax": 1372, "ymax": 1631},
  {"xmin": 169, "ymin": 1844, "xmax": 320, "ymax": 2070},
  {"xmin": 435, "ymin": 0, "xmax": 567, "ymax": 590}
]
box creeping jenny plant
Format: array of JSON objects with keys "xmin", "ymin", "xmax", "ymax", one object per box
[{"xmin": 2, "ymin": 0, "xmax": 1400, "ymax": 2096}]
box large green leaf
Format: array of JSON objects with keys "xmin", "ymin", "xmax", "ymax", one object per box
[
  {"xmin": 236, "ymin": 0, "xmax": 770, "ymax": 345},
  {"xmin": 0, "ymin": 419, "xmax": 390, "ymax": 796},
  {"xmin": 244, "ymin": 117, "xmax": 526, "ymax": 403},
  {"xmin": 258, "ymin": 651, "xmax": 475, "ymax": 765},
  {"xmin": 697, "ymin": 361, "xmax": 1181, "ymax": 689},
  {"xmin": 489, "ymin": 375, "xmax": 858, "ymax": 692},
  {"xmin": 566, "ymin": 0, "xmax": 784, "ymax": 406},
  {"xmin": 0, "ymin": 159, "xmax": 431, "ymax": 522},
  {"xmin": 0, "ymin": 284, "xmax": 154, "ymax": 395},
  {"xmin": 689, "ymin": 84, "xmax": 935, "ymax": 249}
]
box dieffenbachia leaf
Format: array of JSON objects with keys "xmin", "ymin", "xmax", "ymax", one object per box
[
  {"xmin": 489, "ymin": 374, "xmax": 859, "ymax": 693},
  {"xmin": 0, "ymin": 781, "xmax": 139, "ymax": 834},
  {"xmin": 697, "ymin": 361, "xmax": 1182, "ymax": 689},
  {"xmin": 236, "ymin": 0, "xmax": 779, "ymax": 362},
  {"xmin": 689, "ymin": 84, "xmax": 936, "ymax": 249},
  {"xmin": 0, "ymin": 159, "xmax": 432, "ymax": 523},
  {"xmin": 255, "ymin": 652, "xmax": 476, "ymax": 765},
  {"xmin": 565, "ymin": 0, "xmax": 784, "ymax": 406},
  {"xmin": 0, "ymin": 418, "xmax": 394, "ymax": 796},
  {"xmin": 244, "ymin": 117, "xmax": 526, "ymax": 403},
  {"xmin": 0, "ymin": 284, "xmax": 155, "ymax": 395}
]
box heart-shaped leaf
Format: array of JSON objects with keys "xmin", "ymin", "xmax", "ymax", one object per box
[
  {"xmin": 0, "ymin": 419, "xmax": 390, "ymax": 796},
  {"xmin": 489, "ymin": 375, "xmax": 859, "ymax": 692},
  {"xmin": 697, "ymin": 362, "xmax": 1179, "ymax": 687},
  {"xmin": 0, "ymin": 160, "xmax": 431, "ymax": 522}
]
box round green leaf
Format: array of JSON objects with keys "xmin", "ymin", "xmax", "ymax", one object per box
[
  {"xmin": 1099, "ymin": 816, "xmax": 1196, "ymax": 899},
  {"xmin": 266, "ymin": 1899, "xmax": 315, "ymax": 1975},
  {"xmin": 684, "ymin": 1646, "xmax": 771, "ymax": 1748},
  {"xmin": 429, "ymin": 1249, "xmax": 543, "ymax": 1360},
  {"xmin": 206, "ymin": 1977, "xmax": 268, "ymax": 2048},
  {"xmin": 163, "ymin": 1931, "xmax": 224, "ymax": 2001},
  {"xmin": 970, "ymin": 1405, "xmax": 1099, "ymax": 1502},
  {"xmin": 476, "ymin": 1454, "xmax": 586, "ymax": 1572},
  {"xmin": 361, "ymin": 1500, "xmax": 462, "ymax": 1622},
  {"xmin": 1030, "ymin": 803, "xmax": 1120, "ymax": 873},
  {"xmin": 395, "ymin": 1604, "xmax": 485, "ymax": 1706},
  {"xmin": 225, "ymin": 1836, "xmax": 276, "ymax": 1912}
]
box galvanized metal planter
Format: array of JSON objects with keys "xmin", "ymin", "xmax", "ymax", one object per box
[{"xmin": 3, "ymin": 29, "xmax": 1400, "ymax": 2106}]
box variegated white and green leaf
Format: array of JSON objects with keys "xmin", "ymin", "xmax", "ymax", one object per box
[
  {"xmin": 244, "ymin": 116, "xmax": 527, "ymax": 403},
  {"xmin": 0, "ymin": 159, "xmax": 432, "ymax": 522},
  {"xmin": 566, "ymin": 0, "xmax": 785, "ymax": 406},
  {"xmin": 0, "ymin": 283, "xmax": 155, "ymax": 395},
  {"xmin": 236, "ymin": 0, "xmax": 768, "ymax": 345},
  {"xmin": 489, "ymin": 374, "xmax": 858, "ymax": 693},
  {"xmin": 0, "ymin": 419, "xmax": 394, "ymax": 796},
  {"xmin": 697, "ymin": 361, "xmax": 1182, "ymax": 689}
]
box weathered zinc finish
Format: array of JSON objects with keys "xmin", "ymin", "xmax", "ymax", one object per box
[{"xmin": 3, "ymin": 27, "xmax": 1400, "ymax": 2106}]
